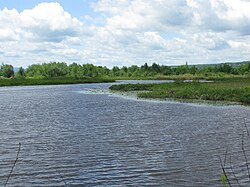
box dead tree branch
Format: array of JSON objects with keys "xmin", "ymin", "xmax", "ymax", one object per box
[
  {"xmin": 229, "ymin": 155, "xmax": 241, "ymax": 187},
  {"xmin": 219, "ymin": 155, "xmax": 232, "ymax": 187},
  {"xmin": 241, "ymin": 132, "xmax": 250, "ymax": 181},
  {"xmin": 4, "ymin": 142, "xmax": 21, "ymax": 187}
]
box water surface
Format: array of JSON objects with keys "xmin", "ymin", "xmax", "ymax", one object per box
[{"xmin": 0, "ymin": 81, "xmax": 250, "ymax": 186}]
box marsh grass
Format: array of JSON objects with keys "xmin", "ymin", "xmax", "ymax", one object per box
[
  {"xmin": 0, "ymin": 77, "xmax": 115, "ymax": 87},
  {"xmin": 109, "ymin": 78, "xmax": 250, "ymax": 105}
]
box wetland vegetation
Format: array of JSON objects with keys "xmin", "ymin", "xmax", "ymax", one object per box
[
  {"xmin": 110, "ymin": 78, "xmax": 250, "ymax": 105},
  {"xmin": 0, "ymin": 77, "xmax": 115, "ymax": 87}
]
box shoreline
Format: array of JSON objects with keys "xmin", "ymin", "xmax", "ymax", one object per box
[{"xmin": 0, "ymin": 77, "xmax": 115, "ymax": 87}]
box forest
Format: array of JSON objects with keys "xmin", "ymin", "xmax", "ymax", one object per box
[{"xmin": 0, "ymin": 61, "xmax": 250, "ymax": 80}]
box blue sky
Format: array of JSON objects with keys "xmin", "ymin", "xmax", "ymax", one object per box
[
  {"xmin": 0, "ymin": 0, "xmax": 250, "ymax": 67},
  {"xmin": 0, "ymin": 0, "xmax": 94, "ymax": 17}
]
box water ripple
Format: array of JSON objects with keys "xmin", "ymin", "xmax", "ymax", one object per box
[{"xmin": 0, "ymin": 82, "xmax": 249, "ymax": 186}]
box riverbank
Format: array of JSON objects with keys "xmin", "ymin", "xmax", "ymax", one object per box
[
  {"xmin": 109, "ymin": 78, "xmax": 250, "ymax": 105},
  {"xmin": 113, "ymin": 74, "xmax": 250, "ymax": 81},
  {"xmin": 0, "ymin": 77, "xmax": 115, "ymax": 87}
]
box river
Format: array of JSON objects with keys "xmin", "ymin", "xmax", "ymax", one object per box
[{"xmin": 0, "ymin": 80, "xmax": 250, "ymax": 186}]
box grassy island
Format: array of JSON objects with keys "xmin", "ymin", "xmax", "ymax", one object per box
[{"xmin": 109, "ymin": 78, "xmax": 250, "ymax": 105}]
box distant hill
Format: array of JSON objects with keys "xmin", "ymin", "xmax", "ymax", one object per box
[
  {"xmin": 224, "ymin": 61, "xmax": 250, "ymax": 67},
  {"xmin": 171, "ymin": 61, "xmax": 250, "ymax": 69}
]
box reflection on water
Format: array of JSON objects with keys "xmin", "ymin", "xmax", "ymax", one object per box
[{"xmin": 0, "ymin": 81, "xmax": 249, "ymax": 186}]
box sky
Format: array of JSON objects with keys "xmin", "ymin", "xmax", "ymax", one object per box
[{"xmin": 0, "ymin": 0, "xmax": 250, "ymax": 68}]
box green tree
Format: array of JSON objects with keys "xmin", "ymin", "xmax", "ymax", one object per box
[
  {"xmin": 141, "ymin": 63, "xmax": 149, "ymax": 71},
  {"xmin": 174, "ymin": 65, "xmax": 189, "ymax": 75},
  {"xmin": 217, "ymin": 64, "xmax": 234, "ymax": 74},
  {"xmin": 26, "ymin": 64, "xmax": 45, "ymax": 78},
  {"xmin": 0, "ymin": 64, "xmax": 14, "ymax": 78},
  {"xmin": 160, "ymin": 65, "xmax": 172, "ymax": 75},
  {"xmin": 15, "ymin": 67, "xmax": 25, "ymax": 78},
  {"xmin": 238, "ymin": 63, "xmax": 250, "ymax": 75},
  {"xmin": 69, "ymin": 63, "xmax": 81, "ymax": 78},
  {"xmin": 151, "ymin": 63, "xmax": 161, "ymax": 73},
  {"xmin": 111, "ymin": 66, "xmax": 120, "ymax": 77},
  {"xmin": 189, "ymin": 66, "xmax": 197, "ymax": 75}
]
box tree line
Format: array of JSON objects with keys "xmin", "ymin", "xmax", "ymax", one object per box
[{"xmin": 0, "ymin": 62, "xmax": 250, "ymax": 79}]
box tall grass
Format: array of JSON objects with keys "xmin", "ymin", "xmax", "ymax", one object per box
[{"xmin": 109, "ymin": 78, "xmax": 250, "ymax": 105}]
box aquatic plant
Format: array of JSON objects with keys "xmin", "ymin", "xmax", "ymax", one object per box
[{"xmin": 109, "ymin": 78, "xmax": 250, "ymax": 105}]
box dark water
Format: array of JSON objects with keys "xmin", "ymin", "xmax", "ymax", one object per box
[{"xmin": 0, "ymin": 81, "xmax": 250, "ymax": 186}]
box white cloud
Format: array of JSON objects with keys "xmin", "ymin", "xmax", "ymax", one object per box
[
  {"xmin": 0, "ymin": 1, "xmax": 250, "ymax": 67},
  {"xmin": 20, "ymin": 2, "xmax": 85, "ymax": 42},
  {"xmin": 0, "ymin": 2, "xmax": 92, "ymax": 66},
  {"xmin": 186, "ymin": 0, "xmax": 250, "ymax": 34},
  {"xmin": 0, "ymin": 28, "xmax": 19, "ymax": 41},
  {"xmin": 0, "ymin": 3, "xmax": 84, "ymax": 42}
]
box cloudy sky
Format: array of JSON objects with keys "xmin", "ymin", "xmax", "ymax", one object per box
[{"xmin": 0, "ymin": 0, "xmax": 250, "ymax": 67}]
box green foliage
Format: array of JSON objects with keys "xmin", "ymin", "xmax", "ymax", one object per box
[
  {"xmin": 109, "ymin": 78, "xmax": 250, "ymax": 105},
  {"xmin": 2, "ymin": 61, "xmax": 250, "ymax": 80},
  {"xmin": 0, "ymin": 77, "xmax": 115, "ymax": 87},
  {"xmin": 15, "ymin": 67, "xmax": 25, "ymax": 78},
  {"xmin": 220, "ymin": 175, "xmax": 229, "ymax": 187},
  {"xmin": 25, "ymin": 62, "xmax": 112, "ymax": 79},
  {"xmin": 1, "ymin": 61, "xmax": 250, "ymax": 87},
  {"xmin": 0, "ymin": 64, "xmax": 14, "ymax": 78},
  {"xmin": 175, "ymin": 65, "xmax": 189, "ymax": 75},
  {"xmin": 25, "ymin": 62, "xmax": 69, "ymax": 78},
  {"xmin": 110, "ymin": 84, "xmax": 153, "ymax": 91}
]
